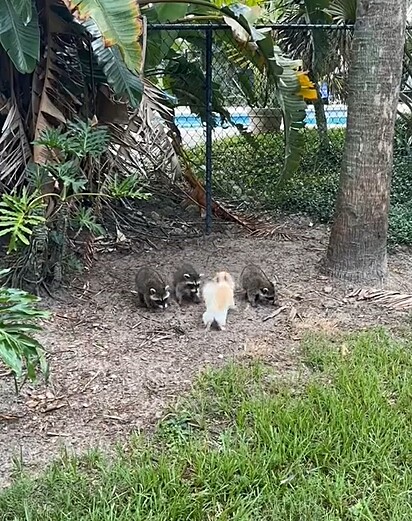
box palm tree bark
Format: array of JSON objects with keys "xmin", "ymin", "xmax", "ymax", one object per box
[{"xmin": 324, "ymin": 0, "xmax": 406, "ymax": 283}]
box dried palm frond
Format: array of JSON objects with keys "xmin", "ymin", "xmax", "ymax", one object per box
[
  {"xmin": 107, "ymin": 79, "xmax": 182, "ymax": 181},
  {"xmin": 0, "ymin": 94, "xmax": 32, "ymax": 191},
  {"xmin": 345, "ymin": 288, "xmax": 412, "ymax": 310},
  {"xmin": 249, "ymin": 225, "xmax": 294, "ymax": 240},
  {"xmin": 33, "ymin": 10, "xmax": 84, "ymax": 164}
]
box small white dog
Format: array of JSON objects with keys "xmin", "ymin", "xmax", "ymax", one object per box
[{"xmin": 202, "ymin": 271, "xmax": 235, "ymax": 331}]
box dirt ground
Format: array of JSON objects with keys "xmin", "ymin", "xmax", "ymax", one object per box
[{"xmin": 1, "ymin": 215, "xmax": 412, "ymax": 488}]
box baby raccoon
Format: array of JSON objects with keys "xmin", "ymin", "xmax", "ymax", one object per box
[
  {"xmin": 135, "ymin": 266, "xmax": 170, "ymax": 310},
  {"xmin": 240, "ymin": 264, "xmax": 276, "ymax": 307},
  {"xmin": 202, "ymin": 271, "xmax": 235, "ymax": 331},
  {"xmin": 172, "ymin": 263, "xmax": 202, "ymax": 305}
]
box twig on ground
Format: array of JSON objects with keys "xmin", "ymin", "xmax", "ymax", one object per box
[
  {"xmin": 262, "ymin": 305, "xmax": 287, "ymax": 322},
  {"xmin": 80, "ymin": 371, "xmax": 101, "ymax": 394}
]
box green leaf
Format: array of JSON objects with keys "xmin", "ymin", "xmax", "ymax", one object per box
[
  {"xmin": 65, "ymin": 120, "xmax": 110, "ymax": 158},
  {"xmin": 216, "ymin": 3, "xmax": 311, "ymax": 181},
  {"xmin": 302, "ymin": 0, "xmax": 332, "ymax": 75},
  {"xmin": 1, "ymin": 324, "xmax": 43, "ymax": 333},
  {"xmin": 145, "ymin": 29, "xmax": 179, "ymax": 71},
  {"xmin": 26, "ymin": 360, "xmax": 37, "ymax": 381},
  {"xmin": 65, "ymin": 0, "xmax": 143, "ymax": 73},
  {"xmin": 84, "ymin": 19, "xmax": 143, "ymax": 107},
  {"xmin": 0, "ymin": 285, "xmax": 48, "ymax": 386},
  {"xmin": 0, "ymin": 189, "xmax": 46, "ymax": 252},
  {"xmin": 0, "ymin": 342, "xmax": 23, "ymax": 378},
  {"xmin": 15, "ymin": 228, "xmax": 31, "ymax": 246},
  {"xmin": 13, "ymin": 0, "xmax": 33, "ymax": 24},
  {"xmin": 273, "ymin": 50, "xmax": 308, "ymax": 186},
  {"xmin": 163, "ymin": 53, "xmax": 231, "ymax": 125},
  {"xmin": 0, "ymin": 228, "xmax": 15, "ymax": 236},
  {"xmin": 328, "ymin": 0, "xmax": 357, "ymax": 23},
  {"xmin": 0, "ymin": 1, "xmax": 40, "ymax": 73},
  {"xmin": 155, "ymin": 3, "xmax": 189, "ymax": 23}
]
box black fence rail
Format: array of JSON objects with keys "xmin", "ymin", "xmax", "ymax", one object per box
[{"xmin": 147, "ymin": 23, "xmax": 412, "ymax": 232}]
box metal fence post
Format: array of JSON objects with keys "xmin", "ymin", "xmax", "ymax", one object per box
[{"xmin": 205, "ymin": 24, "xmax": 213, "ymax": 235}]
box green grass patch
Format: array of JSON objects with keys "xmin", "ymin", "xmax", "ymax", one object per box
[
  {"xmin": 2, "ymin": 328, "xmax": 412, "ymax": 519},
  {"xmin": 188, "ymin": 123, "xmax": 412, "ymax": 244}
]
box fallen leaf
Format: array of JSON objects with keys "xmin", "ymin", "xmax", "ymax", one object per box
[
  {"xmin": 42, "ymin": 402, "xmax": 66, "ymax": 413},
  {"xmin": 116, "ymin": 227, "xmax": 127, "ymax": 243},
  {"xmin": 341, "ymin": 343, "xmax": 350, "ymax": 357},
  {"xmin": 289, "ymin": 306, "xmax": 297, "ymax": 320}
]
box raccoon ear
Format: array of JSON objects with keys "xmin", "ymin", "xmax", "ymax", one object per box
[
  {"xmin": 262, "ymin": 287, "xmax": 269, "ymax": 294},
  {"xmin": 183, "ymin": 273, "xmax": 191, "ymax": 279},
  {"xmin": 199, "ymin": 273, "xmax": 204, "ymax": 278},
  {"xmin": 165, "ymin": 285, "xmax": 170, "ymax": 290},
  {"xmin": 150, "ymin": 288, "xmax": 156, "ymax": 295}
]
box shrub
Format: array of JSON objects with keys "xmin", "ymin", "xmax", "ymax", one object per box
[
  {"xmin": 189, "ymin": 129, "xmax": 344, "ymax": 221},
  {"xmin": 188, "ymin": 125, "xmax": 412, "ymax": 244},
  {"xmin": 0, "ymin": 121, "xmax": 151, "ymax": 290}
]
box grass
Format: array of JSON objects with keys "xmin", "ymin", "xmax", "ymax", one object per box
[{"xmin": 2, "ymin": 328, "xmax": 412, "ymax": 519}]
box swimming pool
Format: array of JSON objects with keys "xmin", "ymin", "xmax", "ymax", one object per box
[{"xmin": 174, "ymin": 111, "xmax": 347, "ymax": 129}]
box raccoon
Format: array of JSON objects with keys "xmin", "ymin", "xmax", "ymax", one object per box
[
  {"xmin": 240, "ymin": 264, "xmax": 276, "ymax": 307},
  {"xmin": 135, "ymin": 266, "xmax": 170, "ymax": 310},
  {"xmin": 172, "ymin": 263, "xmax": 202, "ymax": 305},
  {"xmin": 202, "ymin": 271, "xmax": 235, "ymax": 331}
]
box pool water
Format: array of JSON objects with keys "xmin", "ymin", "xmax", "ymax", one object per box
[{"xmin": 174, "ymin": 112, "xmax": 347, "ymax": 128}]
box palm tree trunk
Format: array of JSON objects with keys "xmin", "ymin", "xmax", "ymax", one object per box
[{"xmin": 325, "ymin": 0, "xmax": 406, "ymax": 283}]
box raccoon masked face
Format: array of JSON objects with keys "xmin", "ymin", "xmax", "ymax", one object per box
[
  {"xmin": 183, "ymin": 273, "xmax": 201, "ymax": 297},
  {"xmin": 150, "ymin": 285, "xmax": 171, "ymax": 308},
  {"xmin": 260, "ymin": 285, "xmax": 275, "ymax": 301}
]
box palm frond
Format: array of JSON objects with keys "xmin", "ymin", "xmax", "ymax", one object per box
[
  {"xmin": 63, "ymin": 0, "xmax": 143, "ymax": 74},
  {"xmin": 0, "ymin": 0, "xmax": 40, "ymax": 73},
  {"xmin": 109, "ymin": 79, "xmax": 182, "ymax": 182},
  {"xmin": 83, "ymin": 19, "xmax": 143, "ymax": 108},
  {"xmin": 328, "ymin": 0, "xmax": 357, "ymax": 24},
  {"xmin": 33, "ymin": 7, "xmax": 86, "ymax": 164},
  {"xmin": 0, "ymin": 94, "xmax": 32, "ymax": 191}
]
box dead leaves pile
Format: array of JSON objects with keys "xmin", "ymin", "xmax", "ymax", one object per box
[{"xmin": 25, "ymin": 390, "xmax": 66, "ymax": 414}]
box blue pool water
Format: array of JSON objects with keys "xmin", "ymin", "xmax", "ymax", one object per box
[{"xmin": 174, "ymin": 112, "xmax": 347, "ymax": 128}]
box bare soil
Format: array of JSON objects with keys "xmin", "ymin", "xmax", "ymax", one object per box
[{"xmin": 1, "ymin": 215, "xmax": 412, "ymax": 488}]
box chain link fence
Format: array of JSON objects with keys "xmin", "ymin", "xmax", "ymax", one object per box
[{"xmin": 147, "ymin": 23, "xmax": 412, "ymax": 232}]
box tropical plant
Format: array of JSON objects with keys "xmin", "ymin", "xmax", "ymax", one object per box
[
  {"xmin": 0, "ymin": 269, "xmax": 49, "ymax": 392},
  {"xmin": 0, "ymin": 0, "xmax": 318, "ymax": 290},
  {"xmin": 0, "ymin": 120, "xmax": 149, "ymax": 290},
  {"xmin": 143, "ymin": 1, "xmax": 318, "ymax": 179},
  {"xmin": 275, "ymin": 0, "xmax": 354, "ymax": 148},
  {"xmin": 0, "ymin": 0, "xmax": 162, "ymax": 196},
  {"xmin": 0, "ymin": 0, "xmax": 317, "ymax": 189}
]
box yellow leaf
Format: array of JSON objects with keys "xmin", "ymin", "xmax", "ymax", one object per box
[{"xmin": 297, "ymin": 71, "xmax": 318, "ymax": 101}]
